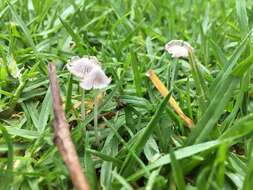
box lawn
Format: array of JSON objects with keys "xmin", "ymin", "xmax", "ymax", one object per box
[{"xmin": 0, "ymin": 0, "xmax": 253, "ymax": 189}]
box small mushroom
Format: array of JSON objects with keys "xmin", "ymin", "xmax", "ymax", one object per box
[
  {"xmin": 80, "ymin": 66, "xmax": 111, "ymax": 90},
  {"xmin": 66, "ymin": 55, "xmax": 111, "ymax": 145},
  {"xmin": 66, "ymin": 56, "xmax": 100, "ymax": 78},
  {"xmin": 165, "ymin": 40, "xmax": 193, "ymax": 58}
]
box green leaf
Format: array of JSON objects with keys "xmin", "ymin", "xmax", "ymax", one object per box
[
  {"xmin": 25, "ymin": 102, "xmax": 40, "ymax": 131},
  {"xmin": 220, "ymin": 114, "xmax": 253, "ymax": 140},
  {"xmin": 65, "ymin": 74, "xmax": 73, "ymax": 112},
  {"xmin": 187, "ymin": 76, "xmax": 239, "ymax": 144},
  {"xmin": 232, "ymin": 54, "xmax": 253, "ymax": 77},
  {"xmin": 131, "ymin": 51, "xmax": 142, "ymax": 96},
  {"xmin": 8, "ymin": 3, "xmax": 35, "ymax": 48},
  {"xmin": 243, "ymin": 140, "xmax": 253, "ymax": 190},
  {"xmin": 145, "ymin": 169, "xmax": 160, "ymax": 190},
  {"xmin": 236, "ymin": 0, "xmax": 249, "ymax": 36},
  {"xmin": 209, "ymin": 31, "xmax": 252, "ymax": 96},
  {"xmin": 1, "ymin": 126, "xmax": 40, "ymax": 139},
  {"xmin": 112, "ymin": 170, "xmax": 134, "ymax": 190},
  {"xmin": 120, "ymin": 94, "xmax": 170, "ymax": 176},
  {"xmin": 0, "ymin": 125, "xmax": 13, "ymax": 190},
  {"xmin": 214, "ymin": 143, "xmax": 228, "ymax": 188},
  {"xmin": 170, "ymin": 147, "xmax": 186, "ymax": 190},
  {"xmin": 38, "ymin": 88, "xmax": 52, "ymax": 132},
  {"xmin": 127, "ymin": 140, "xmax": 222, "ymax": 182},
  {"xmin": 119, "ymin": 95, "xmax": 152, "ymax": 110},
  {"xmin": 60, "ymin": 17, "xmax": 86, "ymax": 54},
  {"xmin": 86, "ymin": 148, "xmax": 122, "ymax": 165},
  {"xmin": 84, "ymin": 135, "xmax": 97, "ymax": 190}
]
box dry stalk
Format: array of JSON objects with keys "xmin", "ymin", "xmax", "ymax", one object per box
[
  {"xmin": 147, "ymin": 69, "xmax": 194, "ymax": 127},
  {"xmin": 48, "ymin": 63, "xmax": 90, "ymax": 190}
]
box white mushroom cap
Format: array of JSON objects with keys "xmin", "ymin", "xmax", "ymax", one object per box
[
  {"xmin": 66, "ymin": 56, "xmax": 100, "ymax": 78},
  {"xmin": 165, "ymin": 40, "xmax": 193, "ymax": 58},
  {"xmin": 80, "ymin": 66, "xmax": 111, "ymax": 90}
]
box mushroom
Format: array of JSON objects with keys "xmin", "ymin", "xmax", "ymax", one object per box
[
  {"xmin": 165, "ymin": 40, "xmax": 193, "ymax": 58},
  {"xmin": 66, "ymin": 56, "xmax": 111, "ymax": 145}
]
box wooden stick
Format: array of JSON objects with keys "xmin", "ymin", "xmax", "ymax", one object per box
[
  {"xmin": 48, "ymin": 63, "xmax": 89, "ymax": 190},
  {"xmin": 147, "ymin": 69, "xmax": 194, "ymax": 127}
]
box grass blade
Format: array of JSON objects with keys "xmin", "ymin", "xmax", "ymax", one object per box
[
  {"xmin": 131, "ymin": 51, "xmax": 142, "ymax": 96},
  {"xmin": 120, "ymin": 94, "xmax": 170, "ymax": 176},
  {"xmin": 38, "ymin": 88, "xmax": 52, "ymax": 132},
  {"xmin": 0, "ymin": 125, "xmax": 13, "ymax": 190},
  {"xmin": 84, "ymin": 135, "xmax": 97, "ymax": 190},
  {"xmin": 127, "ymin": 140, "xmax": 222, "ymax": 182},
  {"xmin": 170, "ymin": 147, "xmax": 186, "ymax": 190},
  {"xmin": 236, "ymin": 0, "xmax": 249, "ymax": 36},
  {"xmin": 60, "ymin": 17, "xmax": 86, "ymax": 54}
]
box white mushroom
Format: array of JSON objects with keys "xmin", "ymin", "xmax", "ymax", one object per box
[
  {"xmin": 66, "ymin": 55, "xmax": 111, "ymax": 145},
  {"xmin": 165, "ymin": 40, "xmax": 193, "ymax": 58},
  {"xmin": 66, "ymin": 56, "xmax": 100, "ymax": 78},
  {"xmin": 80, "ymin": 66, "xmax": 111, "ymax": 90}
]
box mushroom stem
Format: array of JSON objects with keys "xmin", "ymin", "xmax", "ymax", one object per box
[
  {"xmin": 81, "ymin": 90, "xmax": 85, "ymax": 121},
  {"xmin": 170, "ymin": 59, "xmax": 178, "ymax": 89},
  {"xmin": 94, "ymin": 90, "xmax": 99, "ymax": 145},
  {"xmin": 81, "ymin": 89, "xmax": 85, "ymax": 121}
]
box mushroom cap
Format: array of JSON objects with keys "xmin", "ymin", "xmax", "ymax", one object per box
[
  {"xmin": 165, "ymin": 40, "xmax": 193, "ymax": 58},
  {"xmin": 66, "ymin": 56, "xmax": 100, "ymax": 78},
  {"xmin": 80, "ymin": 66, "xmax": 111, "ymax": 90}
]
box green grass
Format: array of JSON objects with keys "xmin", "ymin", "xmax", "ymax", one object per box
[{"xmin": 0, "ymin": 0, "xmax": 253, "ymax": 189}]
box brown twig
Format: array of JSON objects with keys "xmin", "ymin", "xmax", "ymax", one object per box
[
  {"xmin": 146, "ymin": 69, "xmax": 194, "ymax": 127},
  {"xmin": 48, "ymin": 63, "xmax": 89, "ymax": 190}
]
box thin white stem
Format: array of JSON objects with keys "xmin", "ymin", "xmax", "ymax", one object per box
[
  {"xmin": 81, "ymin": 90, "xmax": 85, "ymax": 121},
  {"xmin": 94, "ymin": 90, "xmax": 99, "ymax": 145},
  {"xmin": 170, "ymin": 59, "xmax": 177, "ymax": 89}
]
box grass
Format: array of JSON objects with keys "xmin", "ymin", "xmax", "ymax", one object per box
[{"xmin": 0, "ymin": 0, "xmax": 253, "ymax": 189}]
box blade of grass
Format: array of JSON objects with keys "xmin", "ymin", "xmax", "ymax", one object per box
[
  {"xmin": 112, "ymin": 170, "xmax": 134, "ymax": 190},
  {"xmin": 188, "ymin": 51, "xmax": 209, "ymax": 113},
  {"xmin": 209, "ymin": 31, "xmax": 252, "ymax": 96},
  {"xmin": 65, "ymin": 74, "xmax": 73, "ymax": 112},
  {"xmin": 104, "ymin": 117, "xmax": 149, "ymax": 177},
  {"xmin": 60, "ymin": 17, "xmax": 86, "ymax": 54},
  {"xmin": 84, "ymin": 134, "xmax": 97, "ymax": 190},
  {"xmin": 120, "ymin": 94, "xmax": 170, "ymax": 176},
  {"xmin": 232, "ymin": 54, "xmax": 253, "ymax": 77},
  {"xmin": 187, "ymin": 53, "xmax": 253, "ymax": 144},
  {"xmin": 145, "ymin": 169, "xmax": 161, "ymax": 190},
  {"xmin": 187, "ymin": 76, "xmax": 239, "ymax": 144},
  {"xmin": 236, "ymin": 0, "xmax": 249, "ymax": 36},
  {"xmin": 0, "ymin": 125, "xmax": 13, "ymax": 190},
  {"xmin": 8, "ymin": 3, "xmax": 46, "ymax": 74},
  {"xmin": 209, "ymin": 40, "xmax": 227, "ymax": 69},
  {"xmin": 170, "ymin": 147, "xmax": 186, "ymax": 190},
  {"xmin": 215, "ymin": 143, "xmax": 228, "ymax": 188},
  {"xmin": 86, "ymin": 148, "xmax": 122, "ymax": 165},
  {"xmin": 8, "ymin": 3, "xmax": 35, "ymax": 47},
  {"xmin": 127, "ymin": 139, "xmax": 222, "ymax": 182},
  {"xmin": 38, "ymin": 88, "xmax": 52, "ymax": 132},
  {"xmin": 1, "ymin": 126, "xmax": 40, "ymax": 139},
  {"xmin": 219, "ymin": 114, "xmax": 253, "ymax": 140},
  {"xmin": 131, "ymin": 51, "xmax": 142, "ymax": 96},
  {"xmin": 128, "ymin": 118, "xmax": 253, "ymax": 183},
  {"xmin": 242, "ymin": 140, "xmax": 253, "ymax": 190}
]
